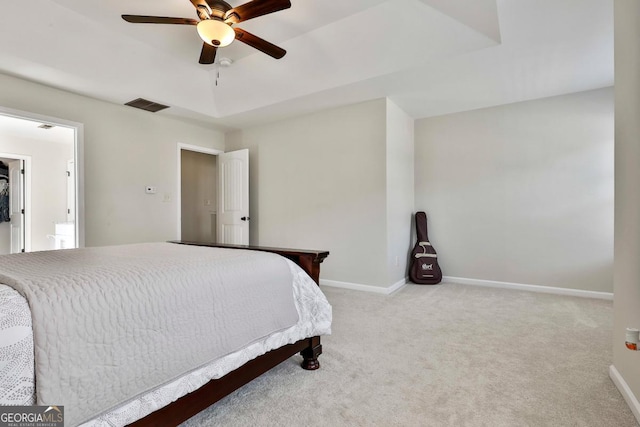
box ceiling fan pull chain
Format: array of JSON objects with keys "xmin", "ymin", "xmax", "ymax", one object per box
[{"xmin": 215, "ymin": 57, "xmax": 232, "ymax": 87}]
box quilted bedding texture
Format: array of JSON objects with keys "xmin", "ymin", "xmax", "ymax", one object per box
[
  {"xmin": 0, "ymin": 243, "xmax": 329, "ymax": 426},
  {"xmin": 0, "ymin": 285, "xmax": 35, "ymax": 406}
]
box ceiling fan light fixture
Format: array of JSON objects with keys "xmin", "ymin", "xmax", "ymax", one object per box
[{"xmin": 197, "ymin": 19, "xmax": 235, "ymax": 47}]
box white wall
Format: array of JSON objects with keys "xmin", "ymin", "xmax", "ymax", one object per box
[
  {"xmin": 0, "ymin": 72, "xmax": 225, "ymax": 247},
  {"xmin": 385, "ymin": 100, "xmax": 415, "ymax": 284},
  {"xmin": 226, "ymin": 98, "xmax": 417, "ymax": 289},
  {"xmin": 0, "ymin": 138, "xmax": 73, "ymax": 252},
  {"xmin": 226, "ymin": 99, "xmax": 391, "ymax": 287},
  {"xmin": 415, "ymin": 88, "xmax": 614, "ymax": 292},
  {"xmin": 613, "ymin": 0, "xmax": 640, "ymax": 418}
]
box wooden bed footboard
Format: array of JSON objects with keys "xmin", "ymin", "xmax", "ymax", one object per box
[
  {"xmin": 127, "ymin": 242, "xmax": 329, "ymax": 427},
  {"xmin": 169, "ymin": 241, "xmax": 329, "ymax": 284}
]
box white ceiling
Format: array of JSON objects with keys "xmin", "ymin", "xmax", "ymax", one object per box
[
  {"xmin": 0, "ymin": 114, "xmax": 75, "ymax": 145},
  {"xmin": 0, "ymin": 0, "xmax": 612, "ymax": 130}
]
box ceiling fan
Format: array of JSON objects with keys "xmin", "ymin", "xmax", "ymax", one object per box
[{"xmin": 122, "ymin": 0, "xmax": 291, "ymax": 64}]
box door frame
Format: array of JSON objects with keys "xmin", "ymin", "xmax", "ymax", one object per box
[
  {"xmin": 176, "ymin": 143, "xmax": 223, "ymax": 240},
  {"xmin": 0, "ymin": 106, "xmax": 85, "ymax": 248}
]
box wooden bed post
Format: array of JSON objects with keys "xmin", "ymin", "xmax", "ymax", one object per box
[{"xmin": 300, "ymin": 336, "xmax": 322, "ymax": 370}]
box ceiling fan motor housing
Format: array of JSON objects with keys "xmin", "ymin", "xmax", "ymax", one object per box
[{"xmin": 208, "ymin": 0, "xmax": 233, "ymax": 19}]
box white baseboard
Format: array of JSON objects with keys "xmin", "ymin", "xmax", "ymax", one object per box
[
  {"xmin": 610, "ymin": 365, "xmax": 640, "ymax": 423},
  {"xmin": 320, "ymin": 277, "xmax": 407, "ymax": 295},
  {"xmin": 443, "ymin": 276, "xmax": 613, "ymax": 300},
  {"xmin": 321, "ymin": 275, "xmax": 613, "ymax": 300}
]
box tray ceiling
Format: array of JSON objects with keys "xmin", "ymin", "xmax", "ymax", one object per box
[{"xmin": 0, "ymin": 0, "xmax": 612, "ymax": 129}]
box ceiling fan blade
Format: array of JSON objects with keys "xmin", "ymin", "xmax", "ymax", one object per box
[
  {"xmin": 122, "ymin": 15, "xmax": 198, "ymax": 25},
  {"xmin": 199, "ymin": 43, "xmax": 217, "ymax": 64},
  {"xmin": 224, "ymin": 0, "xmax": 291, "ymax": 24},
  {"xmin": 233, "ymin": 27, "xmax": 286, "ymax": 59}
]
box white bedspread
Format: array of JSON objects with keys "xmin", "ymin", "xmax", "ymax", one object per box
[
  {"xmin": 0, "ymin": 244, "xmax": 332, "ymax": 427},
  {"xmin": 0, "ymin": 285, "xmax": 35, "ymax": 406}
]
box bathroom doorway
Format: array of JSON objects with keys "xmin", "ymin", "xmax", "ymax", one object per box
[{"xmin": 0, "ymin": 109, "xmax": 83, "ymax": 252}]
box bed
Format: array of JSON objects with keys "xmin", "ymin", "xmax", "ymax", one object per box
[{"xmin": 0, "ymin": 241, "xmax": 331, "ymax": 426}]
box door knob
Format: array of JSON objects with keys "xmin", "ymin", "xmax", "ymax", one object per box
[{"xmin": 241, "ymin": 216, "xmax": 250, "ymax": 221}]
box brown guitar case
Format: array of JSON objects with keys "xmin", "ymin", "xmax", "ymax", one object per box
[{"xmin": 409, "ymin": 211, "xmax": 443, "ymax": 285}]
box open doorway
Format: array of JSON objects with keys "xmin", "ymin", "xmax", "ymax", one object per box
[
  {"xmin": 180, "ymin": 149, "xmax": 218, "ymax": 243},
  {"xmin": 0, "ymin": 107, "xmax": 84, "ymax": 251},
  {"xmin": 177, "ymin": 144, "xmax": 223, "ymax": 243},
  {"xmin": 0, "ymin": 155, "xmax": 29, "ymax": 254},
  {"xmin": 176, "ymin": 144, "xmax": 249, "ymax": 245}
]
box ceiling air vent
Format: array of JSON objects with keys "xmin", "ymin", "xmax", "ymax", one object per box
[{"xmin": 124, "ymin": 98, "xmax": 170, "ymax": 113}]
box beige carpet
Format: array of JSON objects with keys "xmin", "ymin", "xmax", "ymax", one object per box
[{"xmin": 181, "ymin": 283, "xmax": 638, "ymax": 426}]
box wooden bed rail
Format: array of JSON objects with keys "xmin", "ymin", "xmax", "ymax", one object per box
[{"xmin": 128, "ymin": 336, "xmax": 322, "ymax": 427}]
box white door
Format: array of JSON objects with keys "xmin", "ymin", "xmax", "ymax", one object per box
[
  {"xmin": 9, "ymin": 160, "xmax": 24, "ymax": 254},
  {"xmin": 217, "ymin": 149, "xmax": 249, "ymax": 245}
]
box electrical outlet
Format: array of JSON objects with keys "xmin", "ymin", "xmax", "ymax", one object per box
[{"xmin": 163, "ymin": 193, "xmax": 172, "ymax": 203}]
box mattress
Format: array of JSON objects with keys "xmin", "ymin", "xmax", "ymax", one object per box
[{"xmin": 0, "ymin": 248, "xmax": 332, "ymax": 427}]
